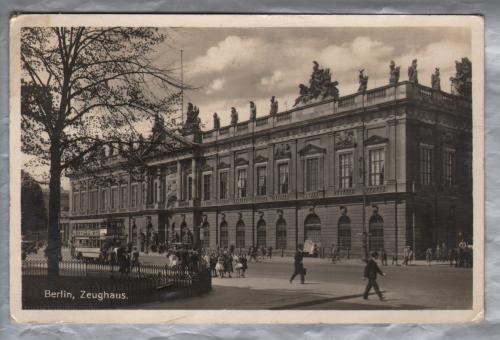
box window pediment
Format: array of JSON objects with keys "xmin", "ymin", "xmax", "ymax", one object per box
[
  {"xmin": 218, "ymin": 161, "xmax": 230, "ymax": 169},
  {"xmin": 254, "ymin": 155, "xmax": 268, "ymax": 164},
  {"xmin": 299, "ymin": 144, "xmax": 326, "ymax": 156},
  {"xmin": 201, "ymin": 163, "xmax": 213, "ymax": 172},
  {"xmin": 235, "ymin": 157, "xmax": 249, "ymax": 166},
  {"xmin": 365, "ymin": 135, "xmax": 389, "ymax": 146}
]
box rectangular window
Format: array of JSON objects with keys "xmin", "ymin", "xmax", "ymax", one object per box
[
  {"xmin": 80, "ymin": 192, "xmax": 86, "ymax": 211},
  {"xmin": 72, "ymin": 193, "xmax": 78, "ymax": 212},
  {"xmin": 100, "ymin": 189, "xmax": 108, "ymax": 210},
  {"xmin": 237, "ymin": 168, "xmax": 248, "ymax": 198},
  {"xmin": 443, "ymin": 150, "xmax": 455, "ymax": 187},
  {"xmin": 257, "ymin": 166, "xmax": 267, "ymax": 196},
  {"xmin": 203, "ymin": 174, "xmax": 211, "ymax": 200},
  {"xmin": 369, "ymin": 149, "xmax": 385, "ymax": 186},
  {"xmin": 131, "ymin": 184, "xmax": 138, "ymax": 207},
  {"xmin": 278, "ymin": 163, "xmax": 289, "ymax": 194},
  {"xmin": 339, "ymin": 153, "xmax": 353, "ymax": 189},
  {"xmin": 305, "ymin": 158, "xmax": 320, "ymax": 192},
  {"xmin": 219, "ymin": 172, "xmax": 228, "ymax": 199},
  {"xmin": 187, "ymin": 177, "xmax": 193, "ymax": 200},
  {"xmin": 120, "ymin": 186, "xmax": 127, "ymax": 208},
  {"xmin": 110, "ymin": 187, "xmax": 118, "ymax": 209},
  {"xmin": 89, "ymin": 190, "xmax": 97, "ymax": 211},
  {"xmin": 420, "ymin": 147, "xmax": 433, "ymax": 185}
]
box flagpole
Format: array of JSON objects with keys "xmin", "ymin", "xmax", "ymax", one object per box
[{"xmin": 180, "ymin": 49, "xmax": 184, "ymax": 124}]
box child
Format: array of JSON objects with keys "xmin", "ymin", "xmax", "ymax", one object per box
[
  {"xmin": 235, "ymin": 257, "xmax": 243, "ymax": 277},
  {"xmin": 215, "ymin": 255, "xmax": 225, "ymax": 278}
]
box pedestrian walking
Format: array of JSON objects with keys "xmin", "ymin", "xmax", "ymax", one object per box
[
  {"xmin": 426, "ymin": 247, "xmax": 433, "ymax": 266},
  {"xmin": 223, "ymin": 251, "xmax": 233, "ymax": 278},
  {"xmin": 289, "ymin": 244, "xmax": 305, "ymax": 284},
  {"xmin": 268, "ymin": 246, "xmax": 273, "ymax": 260},
  {"xmin": 362, "ymin": 251, "xmax": 386, "ymax": 301},
  {"xmin": 381, "ymin": 248, "xmax": 388, "ymax": 266},
  {"xmin": 241, "ymin": 255, "xmax": 248, "ymax": 277}
]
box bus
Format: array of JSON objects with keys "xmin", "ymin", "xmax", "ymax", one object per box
[{"xmin": 72, "ymin": 219, "xmax": 127, "ymax": 261}]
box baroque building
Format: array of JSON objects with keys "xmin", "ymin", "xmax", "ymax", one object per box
[{"xmin": 68, "ymin": 62, "xmax": 473, "ymax": 259}]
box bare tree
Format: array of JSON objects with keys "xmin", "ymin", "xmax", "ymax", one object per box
[{"xmin": 21, "ymin": 27, "xmax": 188, "ymax": 278}]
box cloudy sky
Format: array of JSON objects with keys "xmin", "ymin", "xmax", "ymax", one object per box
[{"xmin": 152, "ymin": 27, "xmax": 471, "ymax": 128}]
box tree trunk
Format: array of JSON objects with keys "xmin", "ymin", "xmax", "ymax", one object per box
[{"xmin": 47, "ymin": 142, "xmax": 61, "ymax": 278}]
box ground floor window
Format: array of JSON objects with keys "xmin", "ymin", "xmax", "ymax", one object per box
[
  {"xmin": 369, "ymin": 214, "xmax": 384, "ymax": 252},
  {"xmin": 200, "ymin": 222, "xmax": 210, "ymax": 249},
  {"xmin": 304, "ymin": 214, "xmax": 321, "ymax": 244},
  {"xmin": 338, "ymin": 215, "xmax": 351, "ymax": 251},
  {"xmin": 236, "ymin": 221, "xmax": 245, "ymax": 249},
  {"xmin": 257, "ymin": 220, "xmax": 266, "ymax": 248},
  {"xmin": 220, "ymin": 221, "xmax": 228, "ymax": 249},
  {"xmin": 276, "ymin": 219, "xmax": 287, "ymax": 249}
]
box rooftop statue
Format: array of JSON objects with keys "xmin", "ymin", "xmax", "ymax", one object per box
[
  {"xmin": 408, "ymin": 59, "xmax": 418, "ymax": 84},
  {"xmin": 389, "ymin": 60, "xmax": 400, "ymax": 85},
  {"xmin": 450, "ymin": 57, "xmax": 472, "ymax": 99},
  {"xmin": 213, "ymin": 112, "xmax": 220, "ymax": 130},
  {"xmin": 431, "ymin": 68, "xmax": 441, "ymax": 91},
  {"xmin": 231, "ymin": 107, "xmax": 238, "ymax": 125},
  {"xmin": 249, "ymin": 101, "xmax": 257, "ymax": 121},
  {"xmin": 269, "ymin": 96, "xmax": 279, "ymax": 115},
  {"xmin": 358, "ymin": 69, "xmax": 369, "ymax": 93},
  {"xmin": 293, "ymin": 61, "xmax": 339, "ymax": 107},
  {"xmin": 182, "ymin": 102, "xmax": 201, "ymax": 135}
]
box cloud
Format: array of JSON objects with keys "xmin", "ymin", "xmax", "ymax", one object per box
[
  {"xmin": 185, "ymin": 32, "xmax": 471, "ymax": 121},
  {"xmin": 260, "ymin": 70, "xmax": 286, "ymax": 89},
  {"xmin": 206, "ymin": 78, "xmax": 226, "ymax": 94},
  {"xmin": 188, "ymin": 36, "xmax": 264, "ymax": 76}
]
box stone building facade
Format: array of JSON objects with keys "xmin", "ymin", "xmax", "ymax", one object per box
[{"xmin": 68, "ymin": 80, "xmax": 472, "ymax": 259}]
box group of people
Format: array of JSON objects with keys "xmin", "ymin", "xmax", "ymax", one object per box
[
  {"xmin": 247, "ymin": 246, "xmax": 274, "ymax": 262},
  {"xmin": 204, "ymin": 250, "xmax": 249, "ymax": 278},
  {"xmin": 425, "ymin": 240, "xmax": 473, "ymax": 268},
  {"xmin": 289, "ymin": 244, "xmax": 387, "ymax": 301}
]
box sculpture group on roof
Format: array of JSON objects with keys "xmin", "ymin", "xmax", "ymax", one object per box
[
  {"xmin": 249, "ymin": 101, "xmax": 257, "ymax": 121},
  {"xmin": 389, "ymin": 60, "xmax": 400, "ymax": 85},
  {"xmin": 182, "ymin": 102, "xmax": 201, "ymax": 135},
  {"xmin": 408, "ymin": 59, "xmax": 418, "ymax": 84},
  {"xmin": 201, "ymin": 57, "xmax": 472, "ymax": 131},
  {"xmin": 450, "ymin": 57, "xmax": 472, "ymax": 99},
  {"xmin": 431, "ymin": 68, "xmax": 441, "ymax": 91},
  {"xmin": 230, "ymin": 107, "xmax": 238, "ymax": 125},
  {"xmin": 293, "ymin": 61, "xmax": 340, "ymax": 107},
  {"xmin": 358, "ymin": 69, "xmax": 369, "ymax": 93}
]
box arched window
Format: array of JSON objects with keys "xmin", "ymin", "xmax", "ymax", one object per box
[
  {"xmin": 369, "ymin": 214, "xmax": 384, "ymax": 252},
  {"xmin": 257, "ymin": 220, "xmax": 266, "ymax": 248},
  {"xmin": 304, "ymin": 214, "xmax": 321, "ymax": 244},
  {"xmin": 338, "ymin": 215, "xmax": 351, "ymax": 251},
  {"xmin": 220, "ymin": 221, "xmax": 228, "ymax": 249},
  {"xmin": 276, "ymin": 218, "xmax": 287, "ymax": 249},
  {"xmin": 236, "ymin": 220, "xmax": 245, "ymax": 249},
  {"xmin": 201, "ymin": 222, "xmax": 210, "ymax": 249}
]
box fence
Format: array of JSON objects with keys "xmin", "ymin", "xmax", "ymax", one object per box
[{"xmin": 22, "ymin": 260, "xmax": 211, "ymax": 309}]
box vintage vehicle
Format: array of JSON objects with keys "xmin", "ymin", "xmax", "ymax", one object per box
[{"xmin": 73, "ymin": 219, "xmax": 127, "ymax": 261}]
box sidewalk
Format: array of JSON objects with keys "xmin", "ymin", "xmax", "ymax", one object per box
[{"xmin": 138, "ymin": 251, "xmax": 452, "ymax": 267}]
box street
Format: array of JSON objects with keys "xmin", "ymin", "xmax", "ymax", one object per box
[
  {"xmin": 26, "ymin": 250, "xmax": 472, "ymax": 310},
  {"xmin": 140, "ymin": 254, "xmax": 472, "ymax": 310}
]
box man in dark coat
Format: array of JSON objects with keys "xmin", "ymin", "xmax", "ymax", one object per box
[
  {"xmin": 363, "ymin": 251, "xmax": 386, "ymax": 300},
  {"xmin": 289, "ymin": 244, "xmax": 305, "ymax": 284}
]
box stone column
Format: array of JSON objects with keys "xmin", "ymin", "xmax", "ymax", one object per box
[
  {"xmin": 191, "ymin": 158, "xmax": 198, "ymax": 200},
  {"xmin": 176, "ymin": 161, "xmax": 182, "ymax": 201}
]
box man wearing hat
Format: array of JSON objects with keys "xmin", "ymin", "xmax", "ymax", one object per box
[{"xmin": 363, "ymin": 251, "xmax": 386, "ymax": 301}]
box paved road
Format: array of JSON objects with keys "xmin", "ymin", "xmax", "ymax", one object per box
[
  {"xmin": 140, "ymin": 255, "xmax": 472, "ymax": 310},
  {"xmin": 27, "ymin": 250, "xmax": 472, "ymax": 310}
]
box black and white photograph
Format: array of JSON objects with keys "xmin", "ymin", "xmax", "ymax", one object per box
[{"xmin": 9, "ymin": 14, "xmax": 484, "ymax": 323}]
